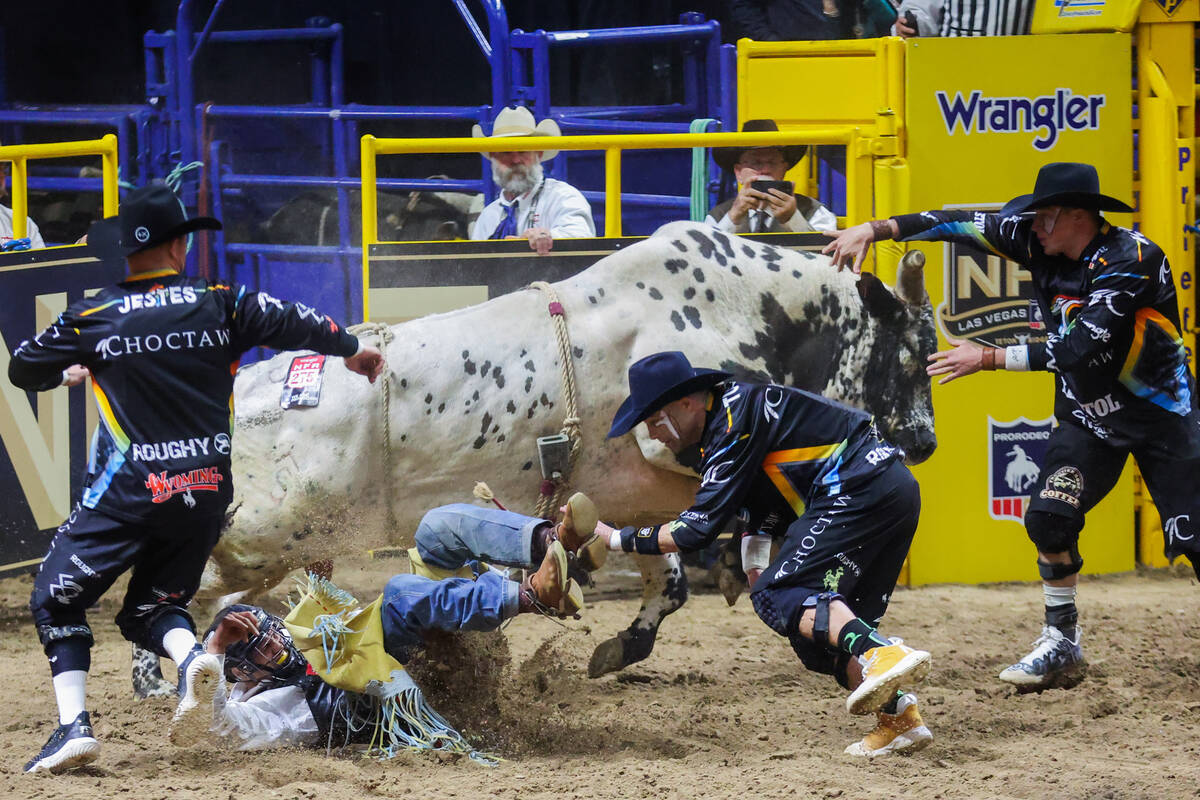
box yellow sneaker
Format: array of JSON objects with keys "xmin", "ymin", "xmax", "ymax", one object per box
[
  {"xmin": 844, "ymin": 693, "xmax": 933, "ymax": 757},
  {"xmin": 846, "ymin": 642, "xmax": 931, "ymax": 715}
]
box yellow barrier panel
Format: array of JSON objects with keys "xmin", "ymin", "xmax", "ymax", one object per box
[
  {"xmin": 1031, "ymin": 0, "xmax": 1144, "ymax": 33},
  {"xmin": 0, "ymin": 135, "xmax": 120, "ymax": 241},
  {"xmin": 1133, "ymin": 5, "xmax": 1196, "ymax": 566},
  {"xmin": 360, "ymin": 128, "xmax": 878, "ymax": 321},
  {"xmin": 737, "ymin": 32, "xmax": 1142, "ymax": 584}
]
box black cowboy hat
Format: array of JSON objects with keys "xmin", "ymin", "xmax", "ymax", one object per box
[
  {"xmin": 712, "ymin": 119, "xmax": 808, "ymax": 173},
  {"xmin": 87, "ymin": 184, "xmax": 222, "ymax": 260},
  {"xmin": 607, "ymin": 351, "xmax": 732, "ymax": 439},
  {"xmin": 1004, "ymin": 162, "xmax": 1133, "ymax": 215}
]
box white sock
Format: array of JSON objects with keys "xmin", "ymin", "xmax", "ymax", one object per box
[
  {"xmin": 1043, "ymin": 583, "xmax": 1077, "ymax": 609},
  {"xmin": 162, "ymin": 627, "xmax": 200, "ymax": 665},
  {"xmin": 52, "ymin": 670, "xmax": 88, "ymax": 726}
]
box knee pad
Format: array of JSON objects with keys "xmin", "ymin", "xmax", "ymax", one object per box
[
  {"xmin": 1025, "ymin": 510, "xmax": 1083, "ymax": 557},
  {"xmin": 37, "ymin": 623, "xmax": 93, "ymax": 651},
  {"xmin": 118, "ymin": 604, "xmax": 194, "ymax": 655}
]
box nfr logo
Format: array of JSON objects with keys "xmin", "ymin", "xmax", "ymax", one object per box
[
  {"xmin": 936, "ymin": 223, "xmax": 1047, "ymax": 349},
  {"xmin": 988, "ymin": 416, "xmax": 1055, "ymax": 523}
]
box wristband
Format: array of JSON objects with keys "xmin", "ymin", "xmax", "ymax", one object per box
[
  {"xmin": 980, "ymin": 347, "xmax": 1000, "ymax": 371},
  {"xmin": 869, "ymin": 220, "xmax": 894, "ymax": 242},
  {"xmin": 1004, "ymin": 345, "xmax": 1030, "ymax": 371},
  {"xmin": 740, "ymin": 533, "xmax": 773, "ymax": 573},
  {"xmin": 619, "ymin": 526, "xmax": 663, "ymax": 555},
  {"xmin": 59, "ymin": 370, "xmax": 71, "ymax": 387}
]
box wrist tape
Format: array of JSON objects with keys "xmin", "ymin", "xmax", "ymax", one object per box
[{"xmin": 619, "ymin": 526, "xmax": 663, "ymax": 555}]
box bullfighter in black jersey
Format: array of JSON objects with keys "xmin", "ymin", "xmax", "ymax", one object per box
[
  {"xmin": 824, "ymin": 161, "xmax": 1200, "ymax": 692},
  {"xmin": 602, "ymin": 351, "xmax": 934, "ymax": 758},
  {"xmin": 9, "ymin": 185, "xmax": 385, "ymax": 773}
]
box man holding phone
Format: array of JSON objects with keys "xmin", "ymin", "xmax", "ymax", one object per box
[{"xmin": 707, "ymin": 119, "xmax": 837, "ymax": 234}]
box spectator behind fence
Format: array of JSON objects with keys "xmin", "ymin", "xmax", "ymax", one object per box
[
  {"xmin": 469, "ymin": 106, "xmax": 595, "ymax": 256},
  {"xmin": 708, "ymin": 119, "xmax": 837, "ymax": 234},
  {"xmin": 895, "ymin": 0, "xmax": 1033, "ymax": 37},
  {"xmin": 1, "ymin": 152, "xmax": 46, "ymax": 250},
  {"xmin": 730, "ymin": 0, "xmax": 898, "ymax": 40}
]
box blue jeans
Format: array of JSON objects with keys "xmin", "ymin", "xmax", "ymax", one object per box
[
  {"xmin": 380, "ymin": 504, "xmax": 545, "ymax": 661},
  {"xmin": 380, "ymin": 571, "xmax": 519, "ymax": 663},
  {"xmin": 414, "ymin": 503, "xmax": 545, "ymax": 571}
]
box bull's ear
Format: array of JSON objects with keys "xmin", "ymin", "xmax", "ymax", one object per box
[{"xmin": 857, "ymin": 272, "xmax": 905, "ymax": 321}]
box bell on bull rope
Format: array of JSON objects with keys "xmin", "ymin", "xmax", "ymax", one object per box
[{"xmin": 536, "ymin": 433, "xmax": 571, "ymax": 481}]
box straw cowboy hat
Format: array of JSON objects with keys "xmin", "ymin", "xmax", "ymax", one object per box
[
  {"xmin": 472, "ymin": 106, "xmax": 561, "ymax": 162},
  {"xmin": 712, "ymin": 119, "xmax": 808, "ymax": 173},
  {"xmin": 1004, "ymin": 162, "xmax": 1133, "ymax": 215}
]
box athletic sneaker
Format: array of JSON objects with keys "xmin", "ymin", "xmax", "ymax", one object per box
[
  {"xmin": 998, "ymin": 625, "xmax": 1085, "ymax": 692},
  {"xmin": 24, "ymin": 711, "xmax": 100, "ymax": 773},
  {"xmin": 846, "ymin": 641, "xmax": 932, "ymax": 715},
  {"xmin": 844, "ymin": 693, "xmax": 933, "ymax": 758},
  {"xmin": 170, "ymin": 650, "xmax": 222, "ymax": 745}
]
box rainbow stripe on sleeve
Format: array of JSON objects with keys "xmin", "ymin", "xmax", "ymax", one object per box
[
  {"xmin": 82, "ymin": 379, "xmax": 130, "ymax": 508},
  {"xmin": 1119, "ymin": 308, "xmax": 1192, "ymax": 415},
  {"xmin": 906, "ymin": 220, "xmax": 1005, "ymax": 258}
]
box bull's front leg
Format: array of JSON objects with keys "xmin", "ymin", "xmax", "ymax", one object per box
[
  {"xmin": 131, "ymin": 644, "xmax": 176, "ymax": 698},
  {"xmin": 587, "ymin": 552, "xmax": 688, "ymax": 677}
]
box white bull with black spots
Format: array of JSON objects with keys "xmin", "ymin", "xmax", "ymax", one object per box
[{"xmin": 132, "ymin": 221, "xmax": 936, "ymax": 694}]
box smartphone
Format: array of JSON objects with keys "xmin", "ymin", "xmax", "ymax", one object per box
[{"xmin": 750, "ymin": 179, "xmax": 794, "ymax": 196}]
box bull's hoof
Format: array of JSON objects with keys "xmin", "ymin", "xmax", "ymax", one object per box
[
  {"xmin": 132, "ymin": 644, "xmax": 177, "ymax": 699},
  {"xmin": 588, "ymin": 636, "xmax": 627, "ymax": 678},
  {"xmin": 587, "ymin": 628, "xmax": 656, "ymax": 678}
]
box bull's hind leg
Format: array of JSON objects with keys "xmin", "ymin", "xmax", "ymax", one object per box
[
  {"xmin": 588, "ymin": 552, "xmax": 688, "ymax": 677},
  {"xmin": 132, "ymin": 644, "xmax": 177, "ymax": 699}
]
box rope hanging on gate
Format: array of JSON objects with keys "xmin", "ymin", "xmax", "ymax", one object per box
[
  {"xmin": 348, "ymin": 321, "xmax": 397, "ymax": 530},
  {"xmin": 529, "ymin": 281, "xmax": 583, "ymax": 521}
]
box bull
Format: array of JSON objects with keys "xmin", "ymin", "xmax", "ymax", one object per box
[{"xmin": 132, "ymin": 221, "xmax": 936, "ymax": 694}]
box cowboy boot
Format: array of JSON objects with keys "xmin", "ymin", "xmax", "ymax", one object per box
[
  {"xmin": 556, "ymin": 492, "xmax": 607, "ymax": 572},
  {"xmin": 520, "ymin": 540, "xmax": 584, "ymax": 618}
]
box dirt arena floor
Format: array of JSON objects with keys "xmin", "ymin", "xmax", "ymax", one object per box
[{"xmin": 2, "ymin": 554, "xmax": 1200, "ymax": 800}]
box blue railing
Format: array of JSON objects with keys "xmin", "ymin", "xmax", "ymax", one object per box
[{"xmin": 1, "ymin": 1, "xmax": 735, "ymax": 338}]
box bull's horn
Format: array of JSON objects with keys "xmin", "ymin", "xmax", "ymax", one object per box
[{"xmin": 895, "ymin": 250, "xmax": 928, "ymax": 306}]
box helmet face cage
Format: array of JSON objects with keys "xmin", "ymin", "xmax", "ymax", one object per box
[{"xmin": 222, "ymin": 609, "xmax": 306, "ymax": 685}]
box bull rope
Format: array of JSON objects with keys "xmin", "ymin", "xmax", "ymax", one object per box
[
  {"xmin": 347, "ymin": 321, "xmax": 397, "ymax": 531},
  {"xmin": 528, "ymin": 281, "xmax": 583, "ymax": 521}
]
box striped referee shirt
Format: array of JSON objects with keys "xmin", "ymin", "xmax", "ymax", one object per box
[{"xmin": 901, "ymin": 0, "xmax": 1034, "ymax": 36}]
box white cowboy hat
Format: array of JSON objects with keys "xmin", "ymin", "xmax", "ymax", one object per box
[{"xmin": 471, "ymin": 106, "xmax": 560, "ymax": 162}]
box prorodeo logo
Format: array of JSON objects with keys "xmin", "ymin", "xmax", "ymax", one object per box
[
  {"xmin": 937, "ymin": 88, "xmax": 1105, "ymax": 151},
  {"xmin": 145, "ymin": 467, "xmax": 224, "ymax": 504}
]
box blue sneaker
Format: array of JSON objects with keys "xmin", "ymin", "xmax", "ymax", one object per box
[
  {"xmin": 171, "ymin": 650, "xmax": 222, "ymax": 745},
  {"xmin": 24, "ymin": 711, "xmax": 100, "ymax": 773},
  {"xmin": 175, "ymin": 646, "xmax": 206, "ymax": 696},
  {"xmin": 998, "ymin": 625, "xmax": 1085, "ymax": 692}
]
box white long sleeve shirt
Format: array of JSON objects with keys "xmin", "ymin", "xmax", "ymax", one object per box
[
  {"xmin": 212, "ymin": 675, "xmax": 321, "ymax": 750},
  {"xmin": 0, "ymin": 204, "xmax": 45, "ymax": 249},
  {"xmin": 469, "ymin": 178, "xmax": 595, "ymax": 240}
]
